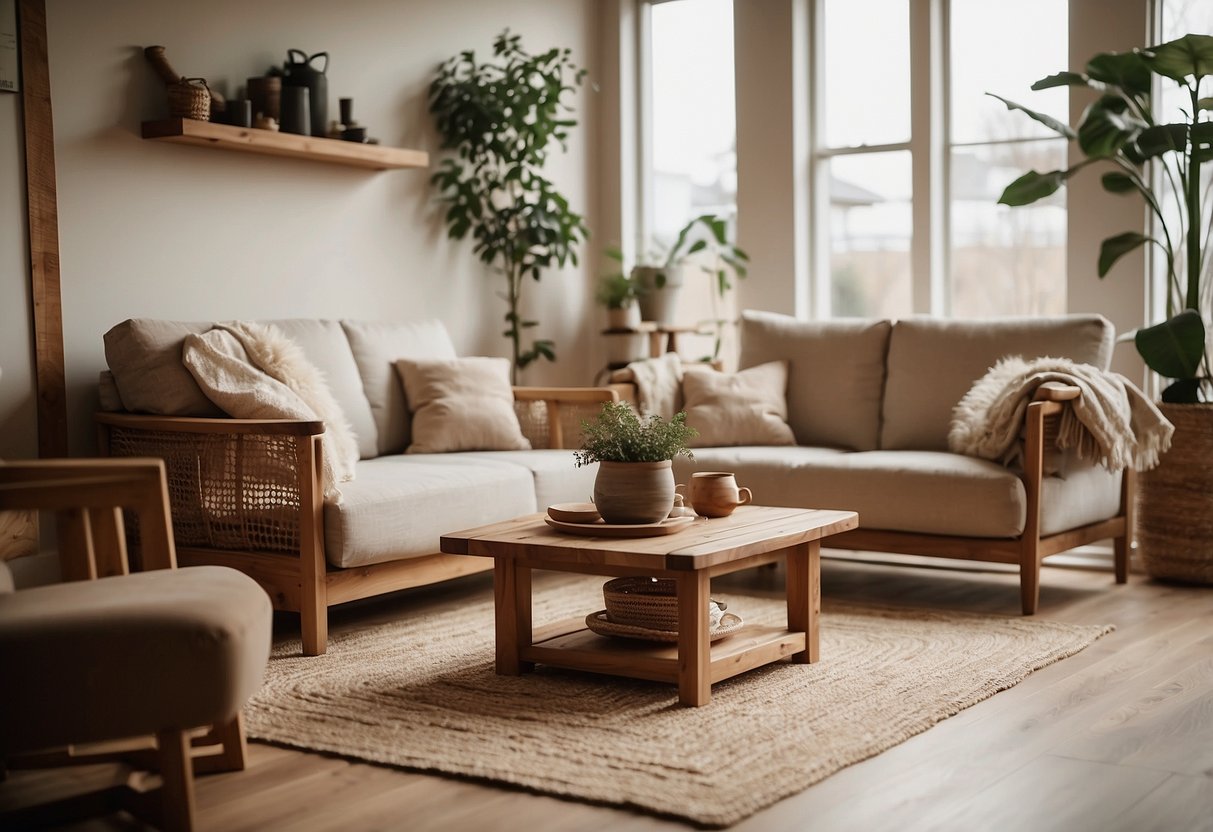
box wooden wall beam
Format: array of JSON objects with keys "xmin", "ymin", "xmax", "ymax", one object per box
[{"xmin": 18, "ymin": 0, "xmax": 67, "ymax": 458}]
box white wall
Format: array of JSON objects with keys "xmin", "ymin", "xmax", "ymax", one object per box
[
  {"xmin": 0, "ymin": 91, "xmax": 36, "ymax": 460},
  {"xmin": 9, "ymin": 0, "xmax": 598, "ymax": 455}
]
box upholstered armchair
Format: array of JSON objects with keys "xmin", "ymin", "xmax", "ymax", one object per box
[{"xmin": 0, "ymin": 459, "xmax": 272, "ymax": 831}]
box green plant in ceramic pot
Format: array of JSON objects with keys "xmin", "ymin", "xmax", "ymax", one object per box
[
  {"xmin": 993, "ymin": 33, "xmax": 1211, "ymax": 402},
  {"xmin": 993, "ymin": 33, "xmax": 1213, "ymax": 585},
  {"xmin": 627, "ymin": 215, "xmax": 749, "ymax": 335},
  {"xmin": 429, "ymin": 30, "xmax": 589, "ymax": 384},
  {"xmin": 575, "ymin": 401, "xmax": 697, "ymax": 524},
  {"xmin": 596, "ymin": 255, "xmax": 642, "ymax": 330}
]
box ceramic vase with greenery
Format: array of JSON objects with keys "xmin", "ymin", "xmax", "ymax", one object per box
[
  {"xmin": 575, "ymin": 402, "xmax": 697, "ymax": 524},
  {"xmin": 994, "ymin": 33, "xmax": 1213, "ymax": 584},
  {"xmin": 429, "ymin": 30, "xmax": 589, "ymax": 383},
  {"xmin": 596, "ymin": 269, "xmax": 642, "ymax": 330}
]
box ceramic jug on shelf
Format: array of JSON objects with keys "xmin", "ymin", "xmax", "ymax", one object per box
[{"xmin": 283, "ymin": 49, "xmax": 328, "ymax": 138}]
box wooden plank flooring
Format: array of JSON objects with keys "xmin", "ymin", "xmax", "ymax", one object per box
[{"xmin": 4, "ymin": 553, "xmax": 1211, "ymax": 831}]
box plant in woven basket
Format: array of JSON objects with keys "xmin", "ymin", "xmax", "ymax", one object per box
[
  {"xmin": 429, "ymin": 30, "xmax": 589, "ymax": 384},
  {"xmin": 575, "ymin": 402, "xmax": 697, "ymax": 525},
  {"xmin": 991, "ymin": 33, "xmax": 1212, "ymax": 403}
]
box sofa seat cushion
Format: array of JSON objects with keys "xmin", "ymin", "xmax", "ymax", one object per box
[
  {"xmin": 459, "ymin": 450, "xmax": 598, "ymax": 509},
  {"xmin": 675, "ymin": 448, "xmax": 1120, "ymax": 538},
  {"xmin": 325, "ymin": 456, "xmax": 536, "ymax": 568},
  {"xmin": 881, "ymin": 315, "xmax": 1114, "ymax": 451}
]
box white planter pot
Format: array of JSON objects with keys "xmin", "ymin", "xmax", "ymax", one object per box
[
  {"xmin": 634, "ymin": 265, "xmax": 684, "ymax": 325},
  {"xmin": 604, "ymin": 330, "xmax": 649, "ymax": 366}
]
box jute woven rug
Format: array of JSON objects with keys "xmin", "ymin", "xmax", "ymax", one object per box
[{"xmin": 245, "ymin": 576, "xmax": 1111, "ymax": 827}]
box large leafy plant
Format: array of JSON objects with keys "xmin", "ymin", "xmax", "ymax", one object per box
[
  {"xmin": 429, "ymin": 30, "xmax": 589, "ymax": 383},
  {"xmin": 993, "ymin": 33, "xmax": 1213, "ymax": 402}
]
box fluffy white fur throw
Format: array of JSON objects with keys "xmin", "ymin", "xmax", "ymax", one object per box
[
  {"xmin": 608, "ymin": 352, "xmax": 685, "ymax": 419},
  {"xmin": 949, "ymin": 355, "xmax": 1173, "ymax": 472},
  {"xmin": 183, "ymin": 324, "xmax": 358, "ymax": 500}
]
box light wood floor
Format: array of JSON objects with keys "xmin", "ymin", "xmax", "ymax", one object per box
[{"xmin": 6, "ymin": 553, "xmax": 1213, "ymax": 832}]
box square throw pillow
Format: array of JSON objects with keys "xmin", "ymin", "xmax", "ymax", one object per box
[
  {"xmin": 395, "ymin": 357, "xmax": 531, "ymax": 454},
  {"xmin": 682, "ymin": 361, "xmax": 796, "ymax": 448}
]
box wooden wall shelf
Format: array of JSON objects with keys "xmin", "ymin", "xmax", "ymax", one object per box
[{"xmin": 141, "ymin": 118, "xmax": 429, "ymax": 171}]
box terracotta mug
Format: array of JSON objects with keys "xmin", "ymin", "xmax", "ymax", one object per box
[{"xmin": 676, "ymin": 472, "xmax": 752, "ymax": 518}]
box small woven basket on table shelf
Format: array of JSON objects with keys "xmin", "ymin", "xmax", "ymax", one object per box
[
  {"xmin": 167, "ymin": 77, "xmax": 211, "ymax": 121},
  {"xmin": 603, "ymin": 577, "xmax": 681, "ymax": 631}
]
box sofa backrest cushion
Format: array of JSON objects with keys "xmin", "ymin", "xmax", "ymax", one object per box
[
  {"xmin": 261, "ymin": 320, "xmax": 379, "ymax": 459},
  {"xmin": 880, "ymin": 314, "xmax": 1115, "ymax": 451},
  {"xmin": 341, "ymin": 320, "xmax": 458, "ymax": 456},
  {"xmin": 738, "ymin": 311, "xmax": 891, "ymax": 451},
  {"xmin": 104, "ymin": 319, "xmax": 224, "ymax": 416}
]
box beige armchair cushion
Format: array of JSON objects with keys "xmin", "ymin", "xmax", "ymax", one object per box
[
  {"xmin": 880, "ymin": 315, "xmax": 1115, "ymax": 451},
  {"xmin": 682, "ymin": 362, "xmax": 796, "ymax": 448},
  {"xmin": 396, "ymin": 357, "xmax": 531, "ymax": 454},
  {"xmin": 342, "ymin": 319, "xmax": 458, "ymax": 456},
  {"xmin": 739, "ymin": 311, "xmax": 892, "ymax": 451}
]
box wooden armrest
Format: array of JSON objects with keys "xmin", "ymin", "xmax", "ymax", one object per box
[
  {"xmin": 1032, "ymin": 382, "xmax": 1081, "ymax": 402},
  {"xmin": 512, "ymin": 387, "xmax": 619, "ymax": 404},
  {"xmin": 96, "ymin": 412, "xmax": 326, "ymax": 436}
]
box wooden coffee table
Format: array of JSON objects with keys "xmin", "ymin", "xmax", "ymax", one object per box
[{"xmin": 440, "ymin": 505, "xmax": 859, "ymax": 706}]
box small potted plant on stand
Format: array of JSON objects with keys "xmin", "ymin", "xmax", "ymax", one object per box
[
  {"xmin": 575, "ymin": 401, "xmax": 697, "ymax": 524},
  {"xmin": 597, "ymin": 259, "xmax": 648, "ymax": 367}
]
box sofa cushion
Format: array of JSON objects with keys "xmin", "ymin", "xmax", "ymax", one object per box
[
  {"xmin": 458, "ymin": 450, "xmax": 598, "ymax": 509},
  {"xmin": 881, "ymin": 315, "xmax": 1114, "ymax": 451},
  {"xmin": 396, "ymin": 357, "xmax": 530, "ymax": 454},
  {"xmin": 263, "ymin": 320, "xmax": 379, "ymax": 460},
  {"xmin": 739, "ymin": 311, "xmax": 891, "ymax": 451},
  {"xmin": 324, "ymin": 456, "xmax": 536, "ymax": 568},
  {"xmin": 342, "ymin": 320, "xmax": 458, "ymax": 456},
  {"xmin": 683, "ymin": 362, "xmax": 796, "ymax": 448},
  {"xmin": 675, "ymin": 447, "xmax": 1120, "ymax": 538},
  {"xmin": 104, "ymin": 319, "xmax": 223, "ymax": 416}
]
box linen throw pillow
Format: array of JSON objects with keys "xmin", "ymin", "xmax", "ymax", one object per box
[
  {"xmin": 395, "ymin": 357, "xmax": 531, "ymax": 454},
  {"xmin": 682, "ymin": 362, "xmax": 796, "ymax": 448}
]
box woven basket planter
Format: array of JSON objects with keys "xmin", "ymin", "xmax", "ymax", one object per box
[{"xmin": 1137, "ymin": 402, "xmax": 1213, "ymax": 585}]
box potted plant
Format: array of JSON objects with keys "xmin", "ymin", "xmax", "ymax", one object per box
[
  {"xmin": 575, "ymin": 401, "xmax": 697, "ymax": 524},
  {"xmin": 429, "ymin": 30, "xmax": 589, "ymax": 384},
  {"xmin": 597, "ymin": 257, "xmax": 643, "ymax": 330},
  {"xmin": 625, "ymin": 214, "xmax": 749, "ymax": 329},
  {"xmin": 993, "ymin": 33, "xmax": 1212, "ymax": 584}
]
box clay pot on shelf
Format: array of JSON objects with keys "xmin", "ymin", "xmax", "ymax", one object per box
[{"xmin": 634, "ymin": 265, "xmax": 684, "ymax": 325}]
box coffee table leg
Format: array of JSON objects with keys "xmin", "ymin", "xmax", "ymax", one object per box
[
  {"xmin": 676, "ymin": 570, "xmax": 712, "ymax": 706},
  {"xmin": 786, "ymin": 541, "xmax": 820, "ymax": 663},
  {"xmin": 494, "ymin": 558, "xmax": 534, "ymax": 675}
]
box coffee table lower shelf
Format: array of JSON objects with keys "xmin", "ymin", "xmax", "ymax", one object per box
[{"xmin": 524, "ymin": 619, "xmax": 807, "ymax": 686}]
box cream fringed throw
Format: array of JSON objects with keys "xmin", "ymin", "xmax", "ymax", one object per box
[
  {"xmin": 183, "ymin": 323, "xmax": 359, "ymax": 499},
  {"xmin": 949, "ymin": 355, "xmax": 1173, "ymax": 472},
  {"xmin": 608, "ymin": 352, "xmax": 684, "ymax": 418}
]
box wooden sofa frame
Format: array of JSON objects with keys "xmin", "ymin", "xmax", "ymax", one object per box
[{"xmin": 97, "ymin": 387, "xmax": 617, "ymax": 656}]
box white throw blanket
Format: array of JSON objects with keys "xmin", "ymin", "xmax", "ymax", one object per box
[
  {"xmin": 609, "ymin": 352, "xmax": 685, "ymax": 419},
  {"xmin": 182, "ymin": 323, "xmax": 358, "ymax": 500},
  {"xmin": 949, "ymin": 356, "xmax": 1173, "ymax": 472}
]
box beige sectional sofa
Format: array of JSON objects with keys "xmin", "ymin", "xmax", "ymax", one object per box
[
  {"xmin": 668, "ymin": 310, "xmax": 1131, "ymax": 614},
  {"xmin": 98, "ymin": 312, "xmax": 1133, "ymax": 655},
  {"xmin": 98, "ymin": 317, "xmax": 614, "ymax": 655}
]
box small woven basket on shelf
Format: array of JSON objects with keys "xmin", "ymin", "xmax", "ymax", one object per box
[
  {"xmin": 167, "ymin": 77, "xmax": 211, "ymax": 121},
  {"xmin": 603, "ymin": 577, "xmax": 680, "ymax": 631}
]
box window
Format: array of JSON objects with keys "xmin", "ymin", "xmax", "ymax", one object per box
[
  {"xmin": 811, "ymin": 0, "xmax": 1069, "ymax": 319},
  {"xmin": 949, "ymin": 0, "xmax": 1068, "ymax": 317},
  {"xmin": 644, "ymin": 0, "xmax": 737, "ymax": 247},
  {"xmin": 817, "ymin": 0, "xmax": 912, "ymax": 318}
]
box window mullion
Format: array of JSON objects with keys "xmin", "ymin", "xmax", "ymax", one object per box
[{"xmin": 910, "ymin": 0, "xmax": 946, "ymax": 316}]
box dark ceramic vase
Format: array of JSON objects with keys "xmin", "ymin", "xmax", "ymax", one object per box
[{"xmin": 283, "ymin": 49, "xmax": 328, "ymax": 137}]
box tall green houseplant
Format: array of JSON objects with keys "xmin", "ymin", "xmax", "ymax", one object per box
[
  {"xmin": 993, "ymin": 33, "xmax": 1213, "ymax": 402},
  {"xmin": 429, "ymin": 30, "xmax": 589, "ymax": 382}
]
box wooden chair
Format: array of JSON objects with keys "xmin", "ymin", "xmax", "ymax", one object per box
[{"xmin": 0, "ymin": 458, "xmax": 272, "ymax": 831}]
